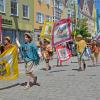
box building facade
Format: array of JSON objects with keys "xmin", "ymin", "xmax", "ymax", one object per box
[
  {"xmin": 78, "ymin": 0, "xmax": 96, "ymax": 35},
  {"xmin": 34, "ymin": 0, "xmax": 53, "ymax": 35},
  {"xmin": 62, "ymin": 0, "xmax": 78, "ymax": 31},
  {"xmin": 53, "ymin": 0, "xmax": 64, "ymax": 22},
  {"xmin": 63, "ymin": 0, "xmax": 77, "ymax": 18},
  {"xmin": 94, "ymin": 0, "xmax": 100, "ymax": 31},
  {"xmin": 0, "ymin": 0, "xmax": 34, "ymax": 44}
]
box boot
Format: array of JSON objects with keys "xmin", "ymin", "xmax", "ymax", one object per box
[
  {"xmin": 78, "ymin": 67, "xmax": 83, "ymax": 71},
  {"xmin": 48, "ymin": 66, "xmax": 51, "ymax": 70},
  {"xmin": 33, "ymin": 76, "xmax": 37, "ymax": 85},
  {"xmin": 83, "ymin": 63, "xmax": 86, "ymax": 71}
]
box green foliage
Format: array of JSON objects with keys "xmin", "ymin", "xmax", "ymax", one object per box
[{"xmin": 73, "ymin": 18, "xmax": 91, "ymax": 38}]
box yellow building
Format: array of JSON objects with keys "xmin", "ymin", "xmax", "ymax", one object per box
[{"xmin": 34, "ymin": 0, "xmax": 53, "ymax": 35}]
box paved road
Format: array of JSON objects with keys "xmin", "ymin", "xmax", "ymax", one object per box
[{"xmin": 0, "ymin": 56, "xmax": 100, "ymax": 100}]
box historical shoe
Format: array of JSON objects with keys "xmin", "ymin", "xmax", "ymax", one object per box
[
  {"xmin": 78, "ymin": 67, "xmax": 83, "ymax": 71},
  {"xmin": 33, "ymin": 76, "xmax": 37, "ymax": 85},
  {"xmin": 24, "ymin": 85, "xmax": 30, "ymax": 90},
  {"xmin": 83, "ymin": 63, "xmax": 86, "ymax": 71},
  {"xmin": 48, "ymin": 66, "xmax": 51, "ymax": 70}
]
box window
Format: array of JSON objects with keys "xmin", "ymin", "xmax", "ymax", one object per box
[
  {"xmin": 46, "ymin": 15, "xmax": 51, "ymax": 21},
  {"xmin": 23, "ymin": 5, "xmax": 29, "ymax": 18},
  {"xmin": 11, "ymin": 0, "xmax": 18, "ymax": 16},
  {"xmin": 0, "ymin": 0, "xmax": 5, "ymax": 13},
  {"xmin": 45, "ymin": 0, "xmax": 50, "ymax": 5},
  {"xmin": 36, "ymin": 12, "xmax": 44, "ymax": 24},
  {"xmin": 68, "ymin": 10, "xmax": 70, "ymax": 12},
  {"xmin": 59, "ymin": 2, "xmax": 63, "ymax": 10},
  {"xmin": 38, "ymin": 0, "xmax": 42, "ymax": 3}
]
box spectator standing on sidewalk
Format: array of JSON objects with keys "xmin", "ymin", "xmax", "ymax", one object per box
[{"xmin": 20, "ymin": 32, "xmax": 40, "ymax": 89}]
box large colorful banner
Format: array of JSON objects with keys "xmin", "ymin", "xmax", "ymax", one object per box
[
  {"xmin": 40, "ymin": 21, "xmax": 54, "ymax": 41},
  {"xmin": 52, "ymin": 19, "xmax": 72, "ymax": 46},
  {"xmin": 0, "ymin": 45, "xmax": 18, "ymax": 80},
  {"xmin": 56, "ymin": 45, "xmax": 71, "ymax": 64}
]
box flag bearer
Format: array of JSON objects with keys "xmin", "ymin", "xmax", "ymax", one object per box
[{"xmin": 20, "ymin": 32, "xmax": 40, "ymax": 89}]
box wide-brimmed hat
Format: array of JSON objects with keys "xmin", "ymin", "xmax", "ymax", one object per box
[
  {"xmin": 77, "ymin": 35, "xmax": 82, "ymax": 38},
  {"xmin": 5, "ymin": 36, "xmax": 11, "ymax": 42},
  {"xmin": 24, "ymin": 32, "xmax": 32, "ymax": 41}
]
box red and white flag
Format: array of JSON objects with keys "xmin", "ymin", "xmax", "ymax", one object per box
[
  {"xmin": 52, "ymin": 19, "xmax": 72, "ymax": 46},
  {"xmin": 56, "ymin": 45, "xmax": 72, "ymax": 64}
]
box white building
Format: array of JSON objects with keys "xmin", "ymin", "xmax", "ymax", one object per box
[{"xmin": 53, "ymin": 0, "xmax": 63, "ymax": 22}]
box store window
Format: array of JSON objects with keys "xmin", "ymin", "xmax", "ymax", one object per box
[
  {"xmin": 11, "ymin": 0, "xmax": 18, "ymax": 16},
  {"xmin": 0, "ymin": 0, "xmax": 5, "ymax": 13}
]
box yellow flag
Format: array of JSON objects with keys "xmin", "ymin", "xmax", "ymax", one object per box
[
  {"xmin": 40, "ymin": 21, "xmax": 54, "ymax": 41},
  {"xmin": 0, "ymin": 45, "xmax": 18, "ymax": 80}
]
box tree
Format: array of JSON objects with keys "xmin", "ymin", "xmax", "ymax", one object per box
[{"xmin": 72, "ymin": 18, "xmax": 91, "ymax": 38}]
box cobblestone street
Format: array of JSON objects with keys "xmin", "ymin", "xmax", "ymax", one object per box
[{"xmin": 0, "ymin": 56, "xmax": 100, "ymax": 100}]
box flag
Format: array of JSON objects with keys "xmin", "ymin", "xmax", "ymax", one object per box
[
  {"xmin": 87, "ymin": 0, "xmax": 94, "ymax": 16},
  {"xmin": 40, "ymin": 21, "xmax": 54, "ymax": 41},
  {"xmin": 56, "ymin": 45, "xmax": 72, "ymax": 64},
  {"xmin": 0, "ymin": 45, "xmax": 18, "ymax": 80},
  {"xmin": 52, "ymin": 19, "xmax": 72, "ymax": 46},
  {"xmin": 84, "ymin": 47, "xmax": 92, "ymax": 58}
]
